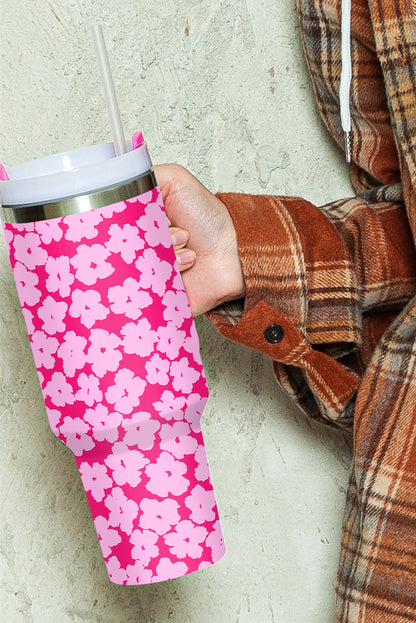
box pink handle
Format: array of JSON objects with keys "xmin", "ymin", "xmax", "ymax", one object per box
[{"xmin": 3, "ymin": 187, "xmax": 225, "ymax": 584}]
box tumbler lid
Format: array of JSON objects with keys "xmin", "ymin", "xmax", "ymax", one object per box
[{"xmin": 0, "ymin": 141, "xmax": 152, "ymax": 208}]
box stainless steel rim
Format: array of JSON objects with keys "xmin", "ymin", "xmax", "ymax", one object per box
[{"xmin": 0, "ymin": 170, "xmax": 157, "ymax": 223}]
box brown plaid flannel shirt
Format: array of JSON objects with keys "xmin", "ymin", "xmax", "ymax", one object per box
[{"xmin": 205, "ymin": 0, "xmax": 416, "ymax": 620}]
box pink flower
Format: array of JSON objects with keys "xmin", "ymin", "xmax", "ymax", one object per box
[
  {"xmin": 13, "ymin": 232, "xmax": 47, "ymax": 270},
  {"xmin": 164, "ymin": 520, "xmax": 208, "ymax": 559},
  {"xmin": 125, "ymin": 562, "xmax": 153, "ymax": 585},
  {"xmin": 59, "ymin": 416, "xmax": 95, "ymax": 456},
  {"xmin": 139, "ymin": 498, "xmax": 180, "ymax": 535},
  {"xmin": 37, "ymin": 295, "xmax": 68, "ymax": 335},
  {"xmin": 194, "ymin": 445, "xmax": 210, "ymax": 482},
  {"xmin": 69, "ymin": 288, "xmax": 109, "ymax": 329},
  {"xmin": 35, "ymin": 220, "xmax": 64, "ymax": 244},
  {"xmin": 86, "ymin": 328, "xmax": 122, "ymax": 378},
  {"xmin": 105, "ymin": 223, "xmax": 144, "ymax": 263},
  {"xmin": 83, "ymin": 404, "xmax": 122, "ymax": 443},
  {"xmin": 145, "ymin": 353, "xmax": 170, "ymax": 385},
  {"xmin": 185, "ymin": 485, "xmax": 217, "ymax": 525},
  {"xmin": 130, "ymin": 529, "xmax": 159, "ymax": 566},
  {"xmin": 45, "ymin": 407, "xmax": 61, "ymax": 436},
  {"xmin": 104, "ymin": 442, "xmax": 149, "ymax": 488},
  {"xmin": 108, "ymin": 277, "xmax": 152, "ymax": 320},
  {"xmin": 137, "ymin": 202, "xmax": 172, "ymax": 249},
  {"xmin": 30, "ymin": 331, "xmax": 59, "ymax": 369},
  {"xmin": 105, "ymin": 487, "xmax": 139, "ymax": 534},
  {"xmin": 45, "ymin": 255, "xmax": 74, "ymax": 298},
  {"xmin": 64, "ymin": 210, "xmax": 103, "ymax": 242},
  {"xmin": 169, "ymin": 357, "xmax": 200, "ymax": 393},
  {"xmin": 155, "ymin": 322, "xmax": 186, "ymax": 360},
  {"xmin": 120, "ymin": 319, "xmax": 156, "ymax": 357},
  {"xmin": 162, "ymin": 290, "xmax": 192, "ymax": 326},
  {"xmin": 152, "ymin": 390, "xmax": 186, "ymax": 421},
  {"xmin": 105, "ymin": 556, "xmax": 128, "ymax": 584},
  {"xmin": 183, "ymin": 393, "xmax": 206, "ymax": 432},
  {"xmin": 56, "ymin": 331, "xmax": 87, "ymax": 377},
  {"xmin": 122, "ymin": 413, "xmax": 160, "ymax": 450},
  {"xmin": 159, "ymin": 422, "xmax": 198, "ymax": 460},
  {"xmin": 154, "ymin": 557, "xmax": 188, "ymax": 582},
  {"xmin": 44, "ymin": 371, "xmax": 75, "ymax": 407},
  {"xmin": 70, "ymin": 243, "xmax": 114, "ymax": 285},
  {"xmin": 134, "ymin": 248, "xmax": 172, "ymax": 296},
  {"xmin": 22, "ymin": 308, "xmax": 35, "ymax": 334},
  {"xmin": 145, "ymin": 451, "xmax": 190, "ymax": 498},
  {"xmin": 99, "ymin": 201, "xmax": 127, "ymax": 219},
  {"xmin": 79, "ymin": 461, "xmax": 113, "ymax": 502},
  {"xmin": 3, "ymin": 226, "xmax": 13, "ymax": 255},
  {"xmin": 205, "ymin": 520, "xmax": 225, "ymax": 560},
  {"xmin": 13, "ymin": 262, "xmax": 41, "ymax": 307},
  {"xmin": 94, "ymin": 516, "xmax": 122, "ymax": 557},
  {"xmin": 105, "ymin": 368, "xmax": 145, "ymax": 415},
  {"xmin": 75, "ymin": 372, "xmax": 102, "ymax": 406},
  {"xmin": 183, "ymin": 322, "xmax": 203, "ymax": 366}
]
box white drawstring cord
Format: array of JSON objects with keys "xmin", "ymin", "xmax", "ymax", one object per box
[{"xmin": 340, "ymin": 0, "xmax": 352, "ymax": 162}]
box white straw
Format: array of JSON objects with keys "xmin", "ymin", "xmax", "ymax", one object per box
[{"xmin": 92, "ymin": 23, "xmax": 127, "ymax": 156}]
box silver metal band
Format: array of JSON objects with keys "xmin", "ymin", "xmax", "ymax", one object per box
[{"xmin": 0, "ymin": 170, "xmax": 157, "ymax": 223}]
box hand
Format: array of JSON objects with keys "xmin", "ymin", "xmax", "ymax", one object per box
[{"xmin": 154, "ymin": 164, "xmax": 246, "ymax": 316}]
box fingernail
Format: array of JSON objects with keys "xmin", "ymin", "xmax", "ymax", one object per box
[
  {"xmin": 177, "ymin": 249, "xmax": 196, "ymax": 265},
  {"xmin": 172, "ymin": 229, "xmax": 188, "ymax": 246}
]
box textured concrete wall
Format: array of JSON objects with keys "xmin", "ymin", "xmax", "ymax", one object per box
[{"xmin": 0, "ymin": 1, "xmax": 354, "ymax": 622}]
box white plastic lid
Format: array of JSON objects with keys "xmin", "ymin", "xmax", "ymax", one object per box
[{"xmin": 0, "ymin": 141, "xmax": 153, "ymax": 207}]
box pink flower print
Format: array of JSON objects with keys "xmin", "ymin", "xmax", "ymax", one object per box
[
  {"xmin": 125, "ymin": 561, "xmax": 153, "ymax": 585},
  {"xmin": 64, "ymin": 210, "xmax": 102, "ymax": 242},
  {"xmin": 56, "ymin": 331, "xmax": 87, "ymax": 377},
  {"xmin": 75, "ymin": 372, "xmax": 102, "ymax": 407},
  {"xmin": 37, "ymin": 296, "xmax": 68, "ymax": 335},
  {"xmin": 154, "ymin": 558, "xmax": 188, "ymax": 582},
  {"xmin": 104, "ymin": 442, "xmax": 149, "ymax": 488},
  {"xmin": 94, "ymin": 516, "xmax": 122, "ymax": 557},
  {"xmin": 70, "ymin": 243, "xmax": 114, "ymax": 286},
  {"xmin": 86, "ymin": 328, "xmax": 122, "ymax": 378},
  {"xmin": 105, "ymin": 368, "xmax": 145, "ymax": 415},
  {"xmin": 79, "ymin": 462, "xmax": 113, "ymax": 502},
  {"xmin": 120, "ymin": 318, "xmax": 156, "ymax": 358},
  {"xmin": 152, "ymin": 390, "xmax": 186, "ymax": 421},
  {"xmin": 44, "ymin": 371, "xmax": 75, "ymax": 407},
  {"xmin": 3, "ymin": 227, "xmax": 13, "ymax": 255},
  {"xmin": 59, "ymin": 416, "xmax": 95, "ymax": 456},
  {"xmin": 169, "ymin": 357, "xmax": 200, "ymax": 393},
  {"xmin": 134, "ymin": 248, "xmax": 172, "ymax": 296},
  {"xmin": 108, "ymin": 277, "xmax": 152, "ymax": 320},
  {"xmin": 194, "ymin": 445, "xmax": 210, "ymax": 482},
  {"xmin": 139, "ymin": 498, "xmax": 180, "ymax": 535},
  {"xmin": 31, "ymin": 331, "xmax": 59, "ymax": 369},
  {"xmin": 164, "ymin": 520, "xmax": 208, "ymax": 560},
  {"xmin": 105, "ymin": 223, "xmax": 144, "ymax": 263},
  {"xmin": 13, "ymin": 232, "xmax": 47, "ymax": 270},
  {"xmin": 183, "ymin": 321, "xmax": 202, "ymax": 360},
  {"xmin": 37, "ymin": 370, "xmax": 45, "ymax": 388},
  {"xmin": 35, "ymin": 220, "xmax": 64, "ymax": 244},
  {"xmin": 130, "ymin": 529, "xmax": 159, "ymax": 566},
  {"xmin": 171, "ymin": 270, "xmax": 185, "ymax": 291},
  {"xmin": 145, "ymin": 451, "xmax": 190, "ymax": 498},
  {"xmin": 105, "ymin": 487, "xmax": 139, "ymax": 534},
  {"xmin": 13, "ymin": 262, "xmax": 41, "ymax": 307},
  {"xmin": 99, "ymin": 201, "xmax": 127, "ymax": 219},
  {"xmin": 155, "ymin": 322, "xmax": 186, "ymax": 360},
  {"xmin": 122, "ymin": 413, "xmax": 160, "ymax": 451},
  {"xmin": 45, "ymin": 256, "xmax": 74, "ymax": 298},
  {"xmin": 183, "ymin": 394, "xmax": 205, "ymax": 433},
  {"xmin": 159, "ymin": 422, "xmax": 198, "ymax": 460},
  {"xmin": 205, "ymin": 520, "xmax": 225, "ymax": 560},
  {"xmin": 137, "ymin": 202, "xmax": 171, "ymax": 249},
  {"xmin": 162, "ymin": 290, "xmax": 192, "ymax": 326},
  {"xmin": 45, "ymin": 407, "xmax": 61, "ymax": 436},
  {"xmin": 69, "ymin": 288, "xmax": 109, "ymax": 329},
  {"xmin": 22, "ymin": 308, "xmax": 35, "ymax": 334},
  {"xmin": 83, "ymin": 404, "xmax": 122, "ymax": 443},
  {"xmin": 185, "ymin": 485, "xmax": 217, "ymax": 525},
  {"xmin": 106, "ymin": 556, "xmax": 128, "ymax": 585},
  {"xmin": 145, "ymin": 353, "xmax": 170, "ymax": 385}
]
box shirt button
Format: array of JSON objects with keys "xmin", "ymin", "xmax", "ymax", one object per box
[{"xmin": 264, "ymin": 324, "xmax": 285, "ymax": 344}]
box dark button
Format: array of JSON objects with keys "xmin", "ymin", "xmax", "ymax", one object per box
[{"xmin": 264, "ymin": 324, "xmax": 284, "ymax": 344}]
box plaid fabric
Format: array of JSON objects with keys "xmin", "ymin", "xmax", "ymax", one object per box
[{"xmin": 205, "ymin": 0, "xmax": 416, "ymax": 620}]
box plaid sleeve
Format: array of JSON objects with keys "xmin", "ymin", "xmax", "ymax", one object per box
[{"xmin": 205, "ymin": 190, "xmax": 416, "ymax": 428}]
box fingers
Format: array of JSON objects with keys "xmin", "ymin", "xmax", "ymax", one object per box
[{"xmin": 169, "ymin": 226, "xmax": 196, "ymax": 272}]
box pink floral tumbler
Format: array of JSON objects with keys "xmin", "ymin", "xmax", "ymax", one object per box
[{"xmin": 0, "ymin": 140, "xmax": 225, "ymax": 584}]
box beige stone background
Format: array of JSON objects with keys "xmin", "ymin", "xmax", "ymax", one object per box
[{"xmin": 0, "ymin": 1, "xmax": 354, "ymax": 621}]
